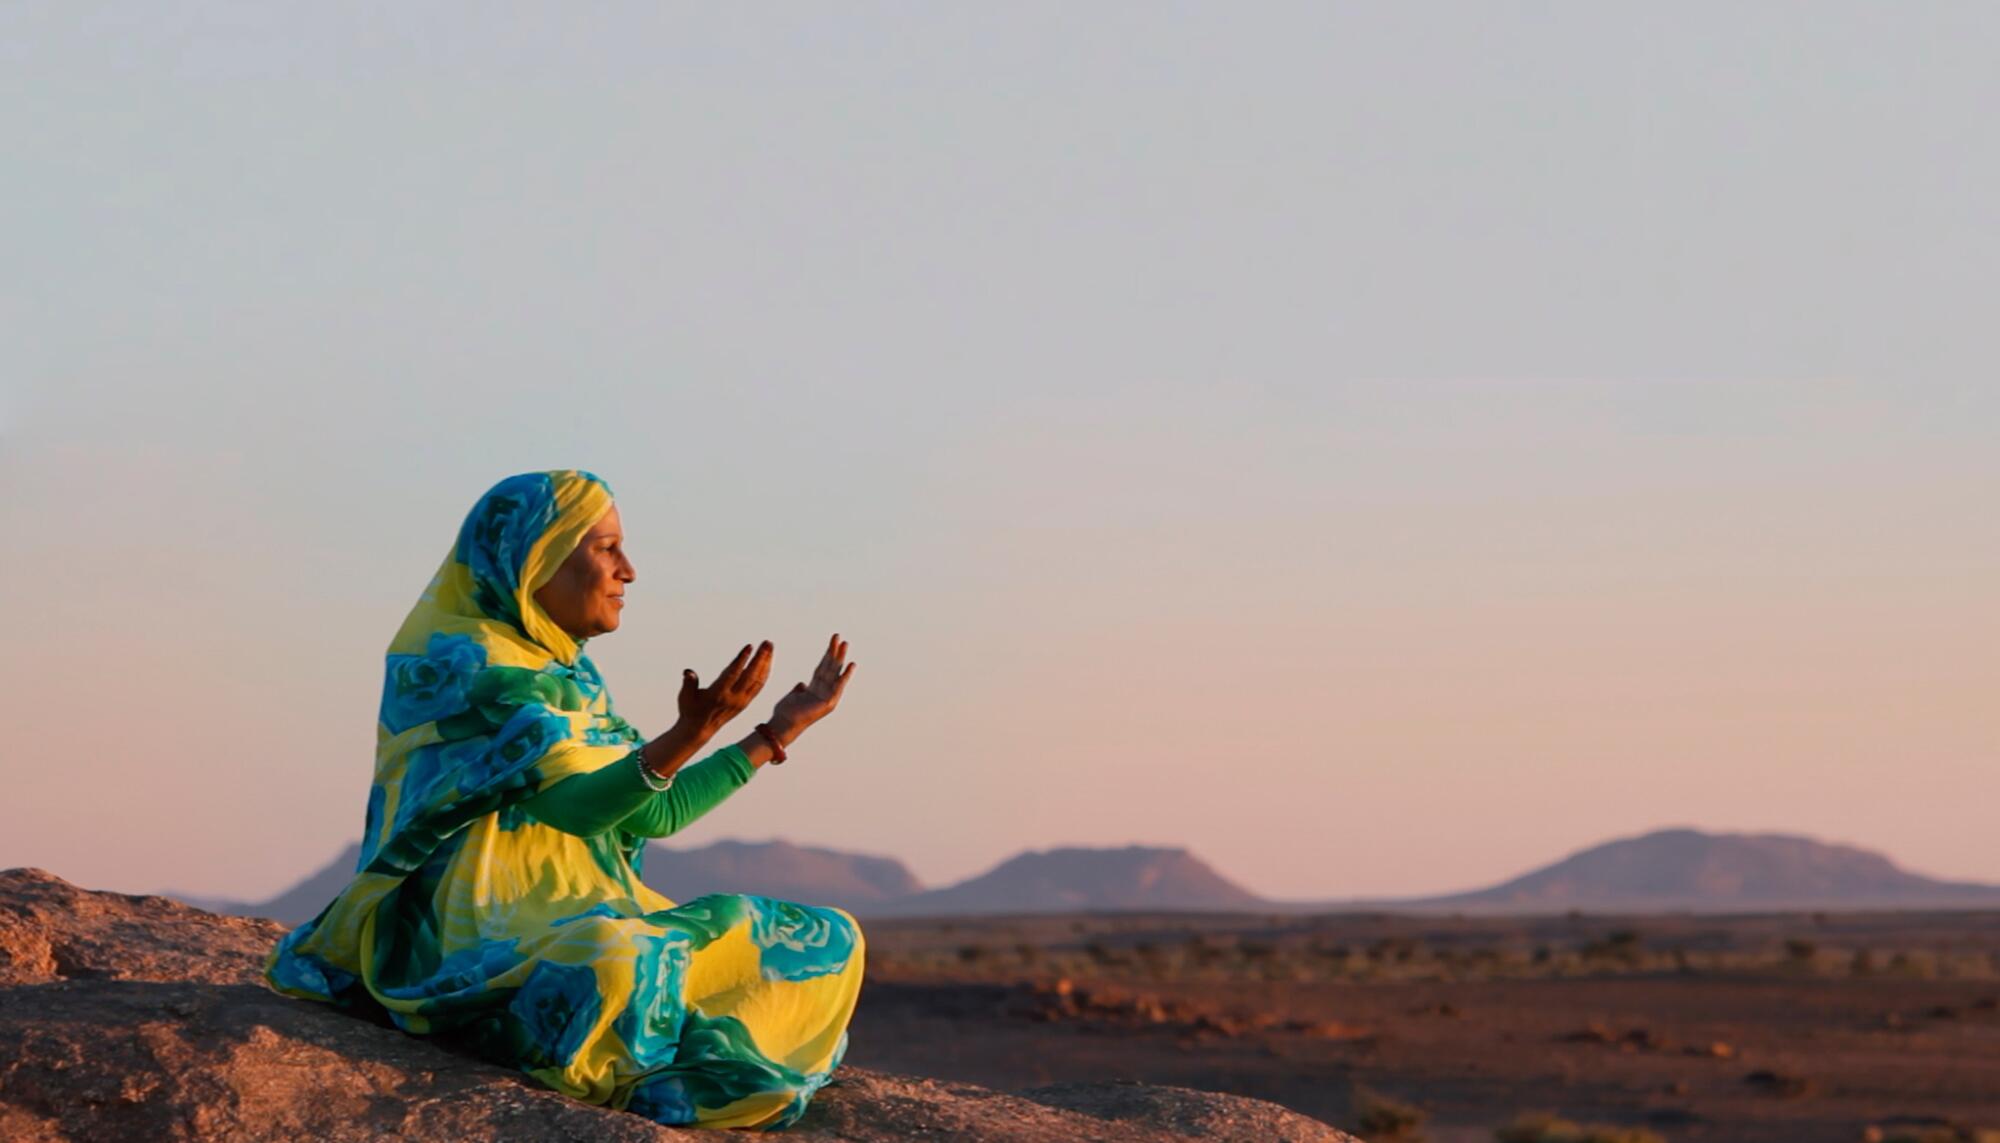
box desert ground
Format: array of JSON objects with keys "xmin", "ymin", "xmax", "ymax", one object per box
[{"xmin": 842, "ymin": 910, "xmax": 2000, "ymax": 1142}]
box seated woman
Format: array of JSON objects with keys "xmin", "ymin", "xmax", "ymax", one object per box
[{"xmin": 265, "ymin": 469, "xmax": 862, "ymax": 1130}]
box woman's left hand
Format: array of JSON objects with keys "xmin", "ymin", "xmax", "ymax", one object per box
[{"xmin": 767, "ymin": 634, "xmax": 856, "ymax": 746}]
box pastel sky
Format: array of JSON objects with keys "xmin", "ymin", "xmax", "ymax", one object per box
[{"xmin": 4, "ymin": 3, "xmax": 1995, "ymax": 903}]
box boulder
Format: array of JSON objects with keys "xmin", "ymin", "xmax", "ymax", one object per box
[{"xmin": 0, "ymin": 869, "xmax": 1354, "ymax": 1141}]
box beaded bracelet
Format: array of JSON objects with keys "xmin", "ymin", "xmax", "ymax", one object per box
[
  {"xmin": 754, "ymin": 723, "xmax": 788, "ymax": 765},
  {"xmin": 633, "ymin": 749, "xmax": 675, "ymax": 792}
]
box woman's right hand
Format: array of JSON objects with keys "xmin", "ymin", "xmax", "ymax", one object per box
[{"xmin": 677, "ymin": 641, "xmax": 774, "ymax": 737}]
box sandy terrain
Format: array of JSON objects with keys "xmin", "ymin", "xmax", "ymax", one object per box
[{"xmin": 843, "ymin": 910, "xmax": 2000, "ymax": 1142}]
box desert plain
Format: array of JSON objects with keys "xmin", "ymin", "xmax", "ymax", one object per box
[{"xmin": 843, "ymin": 909, "xmax": 2000, "ymax": 1142}]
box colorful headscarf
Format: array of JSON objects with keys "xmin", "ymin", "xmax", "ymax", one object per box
[{"xmin": 361, "ymin": 469, "xmax": 646, "ymax": 877}]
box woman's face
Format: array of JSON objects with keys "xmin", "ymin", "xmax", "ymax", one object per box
[{"xmin": 533, "ymin": 504, "xmax": 635, "ymax": 640}]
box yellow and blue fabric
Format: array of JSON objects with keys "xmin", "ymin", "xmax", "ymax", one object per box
[{"xmin": 264, "ymin": 470, "xmax": 864, "ymax": 1130}]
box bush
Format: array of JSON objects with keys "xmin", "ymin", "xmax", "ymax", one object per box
[
  {"xmin": 1352, "ymin": 1083, "xmax": 1427, "ymax": 1140},
  {"xmin": 1494, "ymin": 1111, "xmax": 1665, "ymax": 1143}
]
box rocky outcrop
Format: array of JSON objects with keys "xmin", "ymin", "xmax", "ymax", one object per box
[
  {"xmin": 0, "ymin": 865, "xmax": 289, "ymax": 987},
  {"xmin": 0, "ymin": 869, "xmax": 1353, "ymax": 1141}
]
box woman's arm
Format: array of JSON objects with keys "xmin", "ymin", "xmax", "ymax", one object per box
[
  {"xmin": 520, "ymin": 633, "xmax": 854, "ymax": 838},
  {"xmin": 518, "ymin": 640, "xmax": 777, "ymax": 837},
  {"xmin": 518, "ymin": 744, "xmax": 759, "ymax": 837},
  {"xmin": 614, "ymin": 745, "xmax": 757, "ymax": 838},
  {"xmin": 515, "ymin": 749, "xmax": 666, "ymax": 836}
]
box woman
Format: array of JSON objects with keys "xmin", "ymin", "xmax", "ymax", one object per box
[{"xmin": 265, "ymin": 469, "xmax": 862, "ymax": 1130}]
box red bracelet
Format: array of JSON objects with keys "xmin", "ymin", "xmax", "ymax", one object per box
[{"xmin": 754, "ymin": 723, "xmax": 788, "ymax": 765}]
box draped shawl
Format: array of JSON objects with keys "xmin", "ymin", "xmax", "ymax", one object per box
[{"xmin": 265, "ymin": 470, "xmax": 864, "ymax": 1129}]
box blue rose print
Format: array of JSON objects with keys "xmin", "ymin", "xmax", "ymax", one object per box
[
  {"xmin": 507, "ymin": 960, "xmax": 604, "ymax": 1070},
  {"xmin": 746, "ymin": 897, "xmax": 859, "ymax": 982}
]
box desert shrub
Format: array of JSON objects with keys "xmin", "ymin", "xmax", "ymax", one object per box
[
  {"xmin": 1580, "ymin": 930, "xmax": 1643, "ymax": 967},
  {"xmin": 1352, "ymin": 1083, "xmax": 1427, "ymax": 1140},
  {"xmin": 1743, "ymin": 1068, "xmax": 1813, "ymax": 1098},
  {"xmin": 1851, "ymin": 949, "xmax": 1878, "ymax": 976},
  {"xmin": 1888, "ymin": 951, "xmax": 1939, "ymax": 980},
  {"xmin": 1132, "ymin": 940, "xmax": 1171, "ymax": 978},
  {"xmin": 1869, "ymin": 1127, "xmax": 2000, "ymax": 1143},
  {"xmin": 1494, "ymin": 1111, "xmax": 1665, "ymax": 1143},
  {"xmin": 1784, "ymin": 938, "xmax": 1817, "ymax": 963},
  {"xmin": 1368, "ymin": 937, "xmax": 1421, "ymax": 965},
  {"xmin": 1185, "ymin": 935, "xmax": 1226, "ymax": 971}
]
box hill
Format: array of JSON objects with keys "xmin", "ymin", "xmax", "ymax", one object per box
[
  {"xmin": 636, "ymin": 839, "xmax": 924, "ymax": 915},
  {"xmin": 875, "ymin": 846, "xmax": 1267, "ymax": 917},
  {"xmin": 1410, "ymin": 828, "xmax": 2000, "ymax": 913},
  {"xmin": 175, "ymin": 841, "xmax": 1268, "ymax": 923},
  {"xmin": 174, "ymin": 839, "xmax": 924, "ymax": 926}
]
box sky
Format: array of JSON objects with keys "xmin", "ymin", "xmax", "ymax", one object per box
[{"xmin": 3, "ymin": 3, "xmax": 1996, "ymax": 903}]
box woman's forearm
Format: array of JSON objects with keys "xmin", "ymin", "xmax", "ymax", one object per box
[
  {"xmin": 617, "ymin": 746, "xmax": 756, "ymax": 838},
  {"xmin": 518, "ymin": 722, "xmax": 722, "ymax": 837},
  {"xmin": 733, "ymin": 731, "xmax": 779, "ymax": 768},
  {"xmin": 516, "ymin": 749, "xmax": 660, "ymax": 835},
  {"xmin": 638, "ymin": 721, "xmax": 713, "ymax": 781},
  {"xmin": 730, "ymin": 711, "xmax": 807, "ymax": 768}
]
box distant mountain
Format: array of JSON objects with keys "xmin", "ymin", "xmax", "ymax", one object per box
[
  {"xmin": 163, "ymin": 829, "xmax": 2000, "ymax": 927},
  {"xmin": 173, "ymin": 839, "xmax": 925, "ymax": 926},
  {"xmin": 1410, "ymin": 828, "xmax": 2000, "ymax": 913},
  {"xmin": 173, "ymin": 841, "xmax": 1266, "ymax": 924},
  {"xmin": 172, "ymin": 843, "xmax": 364, "ymax": 927},
  {"xmin": 639, "ymin": 839, "xmax": 923, "ymax": 916},
  {"xmin": 255, "ymin": 842, "xmax": 366, "ymax": 925},
  {"xmin": 873, "ymin": 846, "xmax": 1267, "ymax": 917}
]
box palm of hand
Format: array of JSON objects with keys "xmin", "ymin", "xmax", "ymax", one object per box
[{"xmin": 773, "ymin": 635, "xmax": 855, "ymax": 737}]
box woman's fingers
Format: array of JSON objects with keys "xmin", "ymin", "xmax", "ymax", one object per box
[
  {"xmin": 744, "ymin": 642, "xmax": 774, "ymax": 694},
  {"xmin": 715, "ymin": 643, "xmax": 754, "ymax": 688},
  {"xmin": 810, "ymin": 635, "xmax": 848, "ymax": 691},
  {"xmin": 831, "ymin": 661, "xmax": 856, "ymax": 702},
  {"xmin": 718, "ymin": 641, "xmax": 772, "ymax": 706}
]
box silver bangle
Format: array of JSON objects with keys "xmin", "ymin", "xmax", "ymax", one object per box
[{"xmin": 633, "ymin": 749, "xmax": 674, "ymax": 792}]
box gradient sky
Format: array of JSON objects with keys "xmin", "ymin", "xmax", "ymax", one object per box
[{"xmin": 4, "ymin": 3, "xmax": 1996, "ymax": 903}]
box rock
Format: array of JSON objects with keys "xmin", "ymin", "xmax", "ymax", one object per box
[
  {"xmin": 0, "ymin": 868, "xmax": 287, "ymax": 986},
  {"xmin": 800, "ymin": 1074, "xmax": 1355, "ymax": 1142},
  {"xmin": 0, "ymin": 978, "xmax": 669, "ymax": 1142},
  {"xmin": 0, "ymin": 868, "xmax": 1355, "ymax": 1142}
]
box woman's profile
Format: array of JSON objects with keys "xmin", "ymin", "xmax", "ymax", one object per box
[{"xmin": 265, "ymin": 469, "xmax": 863, "ymax": 1129}]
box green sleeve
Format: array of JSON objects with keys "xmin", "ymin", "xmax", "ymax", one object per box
[
  {"xmin": 615, "ymin": 746, "xmax": 756, "ymax": 839},
  {"xmin": 516, "ymin": 748, "xmax": 659, "ymax": 836},
  {"xmin": 516, "ymin": 744, "xmax": 755, "ymax": 838}
]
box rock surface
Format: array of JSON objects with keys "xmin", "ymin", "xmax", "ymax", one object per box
[{"xmin": 0, "ymin": 868, "xmax": 1353, "ymax": 1141}]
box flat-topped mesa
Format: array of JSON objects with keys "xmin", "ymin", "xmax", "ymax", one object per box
[{"xmin": 0, "ymin": 867, "xmax": 1356, "ymax": 1142}]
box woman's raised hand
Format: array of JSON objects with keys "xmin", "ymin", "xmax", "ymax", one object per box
[
  {"xmin": 768, "ymin": 634, "xmax": 856, "ymax": 746},
  {"xmin": 678, "ymin": 640, "xmax": 774, "ymax": 736}
]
